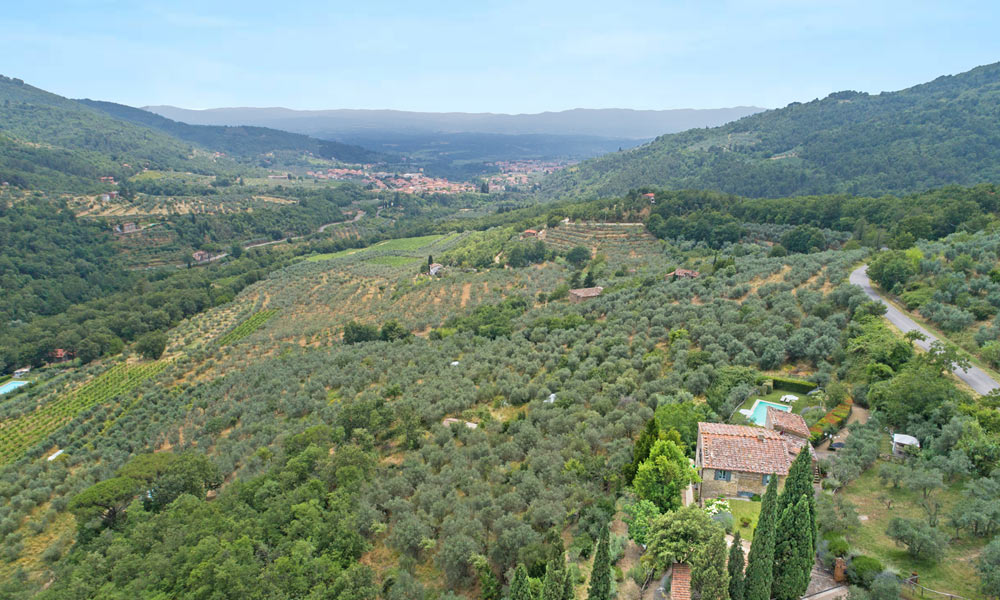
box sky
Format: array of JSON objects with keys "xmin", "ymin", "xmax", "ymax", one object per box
[{"xmin": 3, "ymin": 0, "xmax": 999, "ymax": 113}]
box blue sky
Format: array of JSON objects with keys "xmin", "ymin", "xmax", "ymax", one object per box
[{"xmin": 3, "ymin": 1, "xmax": 999, "ymax": 112}]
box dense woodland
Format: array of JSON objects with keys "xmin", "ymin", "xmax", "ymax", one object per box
[{"xmin": 541, "ymin": 63, "xmax": 1000, "ymax": 199}]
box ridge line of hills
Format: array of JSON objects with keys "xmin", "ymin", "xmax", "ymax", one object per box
[{"xmin": 539, "ymin": 61, "xmax": 1000, "ymax": 199}]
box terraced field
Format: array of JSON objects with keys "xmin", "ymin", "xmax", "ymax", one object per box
[
  {"xmin": 0, "ymin": 361, "xmax": 169, "ymax": 465},
  {"xmin": 543, "ymin": 222, "xmax": 665, "ymax": 265}
]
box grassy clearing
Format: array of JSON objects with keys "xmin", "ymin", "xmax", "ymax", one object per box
[
  {"xmin": 366, "ymin": 255, "xmax": 421, "ymax": 267},
  {"xmin": 730, "ymin": 499, "xmax": 762, "ymax": 541},
  {"xmin": 306, "ymin": 248, "xmax": 363, "ymax": 262},
  {"xmin": 840, "ymin": 464, "xmax": 985, "ymax": 598},
  {"xmin": 372, "ymin": 234, "xmax": 447, "ymax": 252}
]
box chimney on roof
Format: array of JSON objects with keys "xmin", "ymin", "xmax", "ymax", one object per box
[{"xmin": 757, "ymin": 432, "xmax": 765, "ymax": 442}]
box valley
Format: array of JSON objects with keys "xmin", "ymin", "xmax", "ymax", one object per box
[{"xmin": 1, "ymin": 50, "xmax": 1000, "ymax": 600}]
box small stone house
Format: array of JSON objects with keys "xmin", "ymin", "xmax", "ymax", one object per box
[
  {"xmin": 428, "ymin": 263, "xmax": 444, "ymax": 276},
  {"xmin": 696, "ymin": 423, "xmax": 792, "ymax": 499},
  {"xmin": 192, "ymin": 250, "xmax": 211, "ymax": 262},
  {"xmin": 666, "ymin": 268, "xmax": 700, "ymax": 280},
  {"xmin": 568, "ymin": 286, "xmax": 603, "ymax": 303}
]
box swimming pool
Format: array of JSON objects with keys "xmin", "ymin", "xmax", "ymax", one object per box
[
  {"xmin": 0, "ymin": 380, "xmax": 29, "ymax": 395},
  {"xmin": 747, "ymin": 399, "xmax": 791, "ymax": 426}
]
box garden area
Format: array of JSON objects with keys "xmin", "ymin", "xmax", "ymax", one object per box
[{"xmin": 838, "ymin": 463, "xmax": 987, "ymax": 599}]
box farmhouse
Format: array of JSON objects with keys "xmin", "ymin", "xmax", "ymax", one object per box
[
  {"xmin": 13, "ymin": 367, "xmax": 30, "ymax": 378},
  {"xmin": 192, "ymin": 250, "xmax": 212, "ymax": 263},
  {"xmin": 122, "ymin": 222, "xmax": 138, "ymax": 233},
  {"xmin": 666, "ymin": 268, "xmax": 700, "ymax": 279},
  {"xmin": 695, "ymin": 416, "xmax": 814, "ymax": 500},
  {"xmin": 428, "ymin": 263, "xmax": 444, "ymax": 276},
  {"xmin": 49, "ymin": 348, "xmax": 72, "ymax": 363},
  {"xmin": 568, "ymin": 286, "xmax": 603, "ymax": 303},
  {"xmin": 522, "ymin": 229, "xmax": 538, "ymax": 238},
  {"xmin": 641, "ymin": 192, "xmax": 656, "ymax": 200}
]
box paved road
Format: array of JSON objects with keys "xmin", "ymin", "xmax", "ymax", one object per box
[{"xmin": 850, "ymin": 265, "xmax": 999, "ymax": 395}]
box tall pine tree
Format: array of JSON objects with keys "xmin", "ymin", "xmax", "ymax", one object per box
[
  {"xmin": 771, "ymin": 496, "xmax": 814, "ymax": 600},
  {"xmin": 694, "ymin": 529, "xmax": 731, "ymax": 600},
  {"xmin": 509, "ymin": 564, "xmax": 533, "ymax": 600},
  {"xmin": 587, "ymin": 523, "xmax": 611, "ymax": 600},
  {"xmin": 728, "ymin": 530, "xmax": 746, "ymax": 600},
  {"xmin": 776, "ymin": 446, "xmax": 816, "ymax": 552},
  {"xmin": 744, "ymin": 475, "xmax": 779, "ymax": 600}
]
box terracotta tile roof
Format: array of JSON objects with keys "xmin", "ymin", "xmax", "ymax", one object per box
[
  {"xmin": 698, "ymin": 422, "xmax": 791, "ymax": 475},
  {"xmin": 569, "ymin": 287, "xmax": 603, "ymax": 298},
  {"xmin": 671, "ymin": 563, "xmax": 691, "ymax": 600},
  {"xmin": 766, "ymin": 407, "xmax": 811, "ymax": 439},
  {"xmin": 666, "ymin": 269, "xmax": 700, "ymax": 279}
]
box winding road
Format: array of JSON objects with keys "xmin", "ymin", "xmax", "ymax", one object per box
[{"xmin": 850, "ymin": 265, "xmax": 999, "ymax": 395}]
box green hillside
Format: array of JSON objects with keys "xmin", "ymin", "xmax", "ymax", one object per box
[
  {"xmin": 542, "ymin": 62, "xmax": 1000, "ymax": 199},
  {"xmin": 0, "ymin": 75, "xmax": 216, "ymax": 191},
  {"xmin": 78, "ymin": 99, "xmax": 382, "ymax": 164}
]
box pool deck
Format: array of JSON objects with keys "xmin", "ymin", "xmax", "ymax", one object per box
[
  {"xmin": 0, "ymin": 380, "xmax": 30, "ymax": 395},
  {"xmin": 745, "ymin": 398, "xmax": 791, "ymax": 425}
]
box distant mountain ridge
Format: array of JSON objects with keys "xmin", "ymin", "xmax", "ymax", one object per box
[
  {"xmin": 79, "ymin": 99, "xmax": 381, "ymax": 164},
  {"xmin": 142, "ymin": 106, "xmax": 765, "ymax": 140},
  {"xmin": 540, "ymin": 62, "xmax": 1000, "ymax": 199}
]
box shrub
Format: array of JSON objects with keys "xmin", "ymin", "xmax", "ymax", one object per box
[
  {"xmin": 822, "ymin": 532, "xmax": 850, "ymax": 557},
  {"xmin": 848, "ymin": 555, "xmax": 884, "ymax": 588}
]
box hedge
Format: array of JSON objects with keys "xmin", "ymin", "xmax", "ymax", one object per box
[
  {"xmin": 809, "ymin": 400, "xmax": 853, "ymax": 443},
  {"xmin": 770, "ymin": 376, "xmax": 818, "ymax": 393}
]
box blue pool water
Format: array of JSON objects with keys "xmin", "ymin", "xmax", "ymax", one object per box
[
  {"xmin": 748, "ymin": 399, "xmax": 791, "ymax": 426},
  {"xmin": 0, "ymin": 380, "xmax": 29, "ymax": 395}
]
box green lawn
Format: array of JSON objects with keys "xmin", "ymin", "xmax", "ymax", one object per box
[
  {"xmin": 840, "ymin": 464, "xmax": 986, "ymax": 598},
  {"xmin": 730, "ymin": 499, "xmax": 762, "ymax": 541}
]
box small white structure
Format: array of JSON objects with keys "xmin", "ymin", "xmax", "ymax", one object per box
[
  {"xmin": 47, "ymin": 449, "xmax": 64, "ymax": 462},
  {"xmin": 450, "ymin": 361, "xmax": 460, "ymax": 367},
  {"xmin": 892, "ymin": 434, "xmax": 921, "ymax": 457},
  {"xmin": 13, "ymin": 367, "xmax": 30, "ymax": 378},
  {"xmin": 780, "ymin": 394, "xmax": 799, "ymax": 403},
  {"xmin": 544, "ymin": 393, "xmax": 556, "ymax": 404}
]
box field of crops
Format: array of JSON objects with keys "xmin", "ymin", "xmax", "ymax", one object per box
[
  {"xmin": 0, "ymin": 361, "xmax": 169, "ymax": 465},
  {"xmin": 217, "ymin": 309, "xmax": 279, "ymax": 345}
]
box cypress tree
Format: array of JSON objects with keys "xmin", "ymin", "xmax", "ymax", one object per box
[
  {"xmin": 542, "ymin": 564, "xmax": 565, "ymax": 600},
  {"xmin": 744, "ymin": 475, "xmax": 779, "ymax": 600},
  {"xmin": 587, "ymin": 523, "xmax": 611, "ymax": 600},
  {"xmin": 776, "ymin": 446, "xmax": 815, "ymax": 552},
  {"xmin": 728, "ymin": 531, "xmax": 746, "ymax": 600},
  {"xmin": 694, "ymin": 529, "xmax": 731, "ymax": 600},
  {"xmin": 625, "ymin": 418, "xmax": 660, "ymax": 484},
  {"xmin": 562, "ymin": 568, "xmax": 575, "ymax": 600},
  {"xmin": 510, "ymin": 564, "xmax": 533, "ymax": 600},
  {"xmin": 771, "ymin": 496, "xmax": 813, "ymax": 600}
]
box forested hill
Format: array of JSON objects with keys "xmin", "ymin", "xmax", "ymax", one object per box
[
  {"xmin": 0, "ymin": 75, "xmax": 208, "ymax": 191},
  {"xmin": 541, "ymin": 62, "xmax": 1000, "ymax": 199},
  {"xmin": 78, "ymin": 99, "xmax": 383, "ymax": 164}
]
